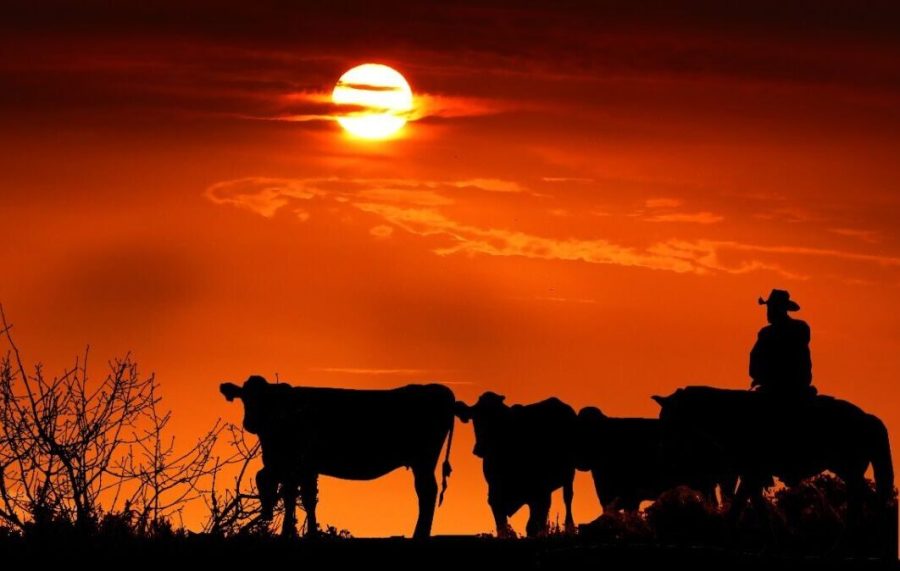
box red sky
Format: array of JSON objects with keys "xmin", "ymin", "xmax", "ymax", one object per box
[{"xmin": 2, "ymin": 1, "xmax": 900, "ymax": 536}]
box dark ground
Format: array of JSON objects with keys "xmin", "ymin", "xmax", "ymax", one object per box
[{"xmin": 1, "ymin": 535, "xmax": 896, "ymax": 571}]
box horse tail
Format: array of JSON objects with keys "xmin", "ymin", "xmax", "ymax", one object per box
[
  {"xmin": 868, "ymin": 414, "xmax": 895, "ymax": 502},
  {"xmin": 439, "ymin": 415, "xmax": 454, "ymax": 506}
]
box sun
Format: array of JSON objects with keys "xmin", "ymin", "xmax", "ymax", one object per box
[{"xmin": 332, "ymin": 64, "xmax": 413, "ymax": 140}]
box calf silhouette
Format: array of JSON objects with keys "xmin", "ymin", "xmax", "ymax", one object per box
[
  {"xmin": 576, "ymin": 406, "xmax": 736, "ymax": 512},
  {"xmin": 220, "ymin": 376, "xmax": 456, "ymax": 538},
  {"xmin": 455, "ymin": 391, "xmax": 577, "ymax": 537}
]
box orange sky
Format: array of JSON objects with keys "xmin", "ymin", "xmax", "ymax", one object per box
[{"xmin": 2, "ymin": 1, "xmax": 900, "ymax": 536}]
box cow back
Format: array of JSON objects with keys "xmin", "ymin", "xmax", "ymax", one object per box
[{"xmin": 261, "ymin": 383, "xmax": 455, "ymax": 480}]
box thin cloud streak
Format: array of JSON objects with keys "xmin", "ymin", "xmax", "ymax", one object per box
[
  {"xmin": 206, "ymin": 175, "xmax": 900, "ymax": 281},
  {"xmin": 311, "ymin": 367, "xmax": 430, "ymax": 375},
  {"xmin": 644, "ymin": 211, "xmax": 724, "ymax": 224}
]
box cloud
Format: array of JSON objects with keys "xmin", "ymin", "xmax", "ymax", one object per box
[
  {"xmin": 207, "ymin": 175, "xmax": 900, "ymax": 281},
  {"xmin": 541, "ymin": 177, "xmax": 595, "ymax": 183},
  {"xmin": 409, "ymin": 93, "xmax": 506, "ymax": 120},
  {"xmin": 205, "ymin": 177, "xmax": 323, "ymax": 217},
  {"xmin": 830, "ymin": 227, "xmax": 880, "ymax": 243},
  {"xmin": 532, "ymin": 296, "xmax": 598, "ymax": 304},
  {"xmin": 709, "ymin": 240, "xmax": 900, "ymax": 267},
  {"xmin": 255, "ymin": 90, "xmax": 506, "ymax": 124},
  {"xmin": 449, "ymin": 179, "xmax": 524, "ymax": 193},
  {"xmin": 370, "ymin": 225, "xmax": 394, "ymax": 238},
  {"xmin": 354, "ymin": 202, "xmax": 706, "ymax": 274},
  {"xmin": 204, "ymin": 176, "xmax": 524, "ymax": 219},
  {"xmin": 356, "ymin": 188, "xmax": 453, "ymax": 207},
  {"xmin": 310, "ymin": 367, "xmax": 428, "ymax": 375},
  {"xmin": 640, "ymin": 197, "xmax": 723, "ymax": 224},
  {"xmin": 754, "ymin": 207, "xmax": 825, "ymax": 224},
  {"xmin": 645, "ymin": 198, "xmax": 682, "ymax": 209},
  {"xmin": 644, "ymin": 211, "xmax": 724, "ymax": 224}
]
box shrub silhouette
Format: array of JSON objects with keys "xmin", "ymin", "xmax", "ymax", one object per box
[
  {"xmin": 644, "ymin": 486, "xmax": 725, "ymax": 546},
  {"xmin": 771, "ymin": 472, "xmax": 898, "ymax": 556}
]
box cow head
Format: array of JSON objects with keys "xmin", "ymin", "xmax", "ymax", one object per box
[
  {"xmin": 454, "ymin": 391, "xmax": 509, "ymax": 458},
  {"xmin": 651, "ymin": 392, "xmax": 676, "ymax": 421},
  {"xmin": 219, "ymin": 375, "xmax": 273, "ymax": 435}
]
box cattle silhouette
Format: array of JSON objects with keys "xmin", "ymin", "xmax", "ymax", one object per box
[
  {"xmin": 652, "ymin": 386, "xmax": 894, "ymax": 545},
  {"xmin": 575, "ymin": 406, "xmax": 737, "ymax": 513},
  {"xmin": 220, "ymin": 376, "xmax": 456, "ymax": 538},
  {"xmin": 455, "ymin": 391, "xmax": 577, "ymax": 537}
]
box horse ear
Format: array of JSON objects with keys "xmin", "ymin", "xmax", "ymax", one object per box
[{"xmin": 454, "ymin": 401, "xmax": 473, "ymax": 423}]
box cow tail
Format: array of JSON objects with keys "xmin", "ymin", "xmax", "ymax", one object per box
[
  {"xmin": 869, "ymin": 414, "xmax": 895, "ymax": 502},
  {"xmin": 439, "ymin": 418, "xmax": 454, "ymax": 506}
]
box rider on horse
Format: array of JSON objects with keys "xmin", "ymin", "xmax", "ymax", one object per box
[{"xmin": 750, "ymin": 289, "xmax": 816, "ymax": 398}]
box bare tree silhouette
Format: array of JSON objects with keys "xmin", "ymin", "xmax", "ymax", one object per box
[
  {"xmin": 0, "ymin": 306, "xmax": 221, "ymax": 534},
  {"xmin": 201, "ymin": 423, "xmax": 287, "ymax": 537}
]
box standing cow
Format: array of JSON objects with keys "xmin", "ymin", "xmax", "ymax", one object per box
[
  {"xmin": 220, "ymin": 376, "xmax": 456, "ymax": 538},
  {"xmin": 454, "ymin": 391, "xmax": 577, "ymax": 537},
  {"xmin": 576, "ymin": 406, "xmax": 736, "ymax": 512}
]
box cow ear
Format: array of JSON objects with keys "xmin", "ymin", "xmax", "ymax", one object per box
[
  {"xmin": 220, "ymin": 383, "xmax": 242, "ymax": 402},
  {"xmin": 579, "ymin": 406, "xmax": 605, "ymax": 420},
  {"xmin": 454, "ymin": 401, "xmax": 473, "ymax": 423},
  {"xmin": 651, "ymin": 395, "xmax": 667, "ymax": 407}
]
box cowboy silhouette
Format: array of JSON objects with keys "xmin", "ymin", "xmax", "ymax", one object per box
[{"xmin": 749, "ymin": 289, "xmax": 815, "ymax": 397}]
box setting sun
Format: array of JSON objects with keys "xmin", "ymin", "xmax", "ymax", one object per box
[{"xmin": 332, "ymin": 63, "xmax": 413, "ymax": 139}]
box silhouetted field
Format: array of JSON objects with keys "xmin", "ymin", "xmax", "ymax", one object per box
[
  {"xmin": 1, "ymin": 477, "xmax": 896, "ymax": 569},
  {"xmin": 1, "ymin": 321, "xmax": 896, "ymax": 567},
  {"xmin": 1, "ymin": 533, "xmax": 895, "ymax": 571}
]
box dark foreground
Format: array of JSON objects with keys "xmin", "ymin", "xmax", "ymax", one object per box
[{"xmin": 1, "ymin": 535, "xmax": 896, "ymax": 571}]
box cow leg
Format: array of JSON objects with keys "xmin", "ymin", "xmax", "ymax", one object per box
[
  {"xmin": 255, "ymin": 467, "xmax": 278, "ymax": 521},
  {"xmin": 299, "ymin": 473, "xmax": 319, "ymax": 538},
  {"xmin": 280, "ymin": 479, "xmax": 299, "ymax": 538},
  {"xmin": 699, "ymin": 484, "xmax": 718, "ymax": 508},
  {"xmin": 563, "ymin": 476, "xmax": 575, "ymax": 531},
  {"xmin": 489, "ymin": 503, "xmax": 513, "ymax": 538},
  {"xmin": 526, "ymin": 495, "xmax": 551, "ymax": 537},
  {"xmin": 719, "ymin": 474, "xmax": 738, "ymax": 506},
  {"xmin": 604, "ymin": 496, "xmax": 622, "ymax": 513},
  {"xmin": 727, "ymin": 479, "xmax": 752, "ymax": 525},
  {"xmin": 411, "ymin": 464, "xmax": 438, "ymax": 539},
  {"xmin": 621, "ymin": 497, "xmax": 641, "ymax": 512}
]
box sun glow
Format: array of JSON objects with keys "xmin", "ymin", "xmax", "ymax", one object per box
[{"xmin": 332, "ymin": 64, "xmax": 413, "ymax": 140}]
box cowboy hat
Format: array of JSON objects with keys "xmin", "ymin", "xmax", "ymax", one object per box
[{"xmin": 758, "ymin": 289, "xmax": 800, "ymax": 311}]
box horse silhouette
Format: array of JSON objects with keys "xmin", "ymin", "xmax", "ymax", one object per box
[
  {"xmin": 652, "ymin": 386, "xmax": 894, "ymax": 544},
  {"xmin": 220, "ymin": 376, "xmax": 456, "ymax": 538}
]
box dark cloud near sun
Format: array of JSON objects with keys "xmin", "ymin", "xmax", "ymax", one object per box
[{"xmin": 3, "ymin": 0, "xmax": 900, "ymax": 126}]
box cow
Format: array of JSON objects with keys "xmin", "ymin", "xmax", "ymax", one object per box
[
  {"xmin": 575, "ymin": 406, "xmax": 737, "ymax": 513},
  {"xmin": 652, "ymin": 386, "xmax": 895, "ymax": 550},
  {"xmin": 454, "ymin": 391, "xmax": 577, "ymax": 537},
  {"xmin": 220, "ymin": 376, "xmax": 457, "ymax": 538}
]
